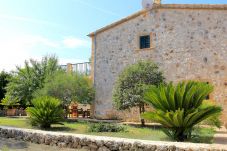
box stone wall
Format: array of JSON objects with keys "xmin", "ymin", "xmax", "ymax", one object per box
[
  {"xmin": 0, "ymin": 126, "xmax": 226, "ymax": 151},
  {"xmin": 91, "ymin": 5, "xmax": 227, "ymax": 121}
]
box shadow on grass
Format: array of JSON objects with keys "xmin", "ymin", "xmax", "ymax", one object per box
[
  {"xmin": 189, "ymin": 135, "xmax": 214, "ymax": 144},
  {"xmin": 36, "ymin": 124, "xmax": 74, "ymax": 132},
  {"xmin": 124, "ymin": 124, "xmax": 163, "ymax": 129},
  {"xmin": 126, "ymin": 125, "xmax": 215, "ymax": 144},
  {"xmin": 44, "ymin": 126, "xmax": 73, "ymax": 132},
  {"xmin": 39, "ymin": 121, "xmax": 86, "ymax": 132}
]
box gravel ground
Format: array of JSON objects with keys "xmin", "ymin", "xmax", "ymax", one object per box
[
  {"xmin": 214, "ymin": 127, "xmax": 227, "ymax": 145},
  {"xmin": 0, "ymin": 138, "xmax": 85, "ymax": 151}
]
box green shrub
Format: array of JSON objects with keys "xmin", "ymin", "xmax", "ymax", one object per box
[
  {"xmin": 5, "ymin": 55, "xmax": 60, "ymax": 107},
  {"xmin": 0, "ymin": 71, "xmax": 11, "ymax": 101},
  {"xmin": 201, "ymin": 100, "xmax": 222, "ymax": 128},
  {"xmin": 26, "ymin": 96, "xmax": 64, "ymax": 129},
  {"xmin": 34, "ymin": 72, "xmax": 95, "ymax": 107},
  {"xmin": 202, "ymin": 112, "xmax": 222, "ymax": 128},
  {"xmin": 189, "ymin": 126, "xmax": 215, "ymax": 144},
  {"xmin": 88, "ymin": 123, "xmax": 126, "ymax": 132},
  {"xmin": 113, "ymin": 61, "xmax": 165, "ymax": 125},
  {"xmin": 142, "ymin": 81, "xmax": 222, "ymax": 142}
]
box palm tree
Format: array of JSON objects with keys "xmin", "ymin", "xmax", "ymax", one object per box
[
  {"xmin": 26, "ymin": 96, "xmax": 64, "ymax": 128},
  {"xmin": 142, "ymin": 81, "xmax": 222, "ymax": 141}
]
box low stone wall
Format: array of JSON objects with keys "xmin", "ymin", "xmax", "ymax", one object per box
[{"xmin": 0, "ymin": 126, "xmax": 226, "ymax": 151}]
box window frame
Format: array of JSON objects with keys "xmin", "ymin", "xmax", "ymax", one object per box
[
  {"xmin": 136, "ymin": 32, "xmax": 153, "ymax": 51},
  {"xmin": 140, "ymin": 35, "xmax": 150, "ymax": 49}
]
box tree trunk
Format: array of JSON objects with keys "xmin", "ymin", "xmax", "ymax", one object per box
[
  {"xmin": 63, "ymin": 105, "xmax": 68, "ymax": 119},
  {"xmin": 176, "ymin": 129, "xmax": 187, "ymax": 142},
  {"xmin": 139, "ymin": 103, "xmax": 145, "ymax": 127},
  {"xmin": 41, "ymin": 124, "xmax": 51, "ymax": 129}
]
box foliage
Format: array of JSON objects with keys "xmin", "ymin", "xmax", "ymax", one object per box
[
  {"xmin": 0, "ymin": 71, "xmax": 11, "ymax": 101},
  {"xmin": 113, "ymin": 61, "xmax": 164, "ymax": 110},
  {"xmin": 1, "ymin": 95, "xmax": 20, "ymax": 109},
  {"xmin": 112, "ymin": 61, "xmax": 164, "ymax": 125},
  {"xmin": 201, "ymin": 100, "xmax": 222, "ymax": 128},
  {"xmin": 189, "ymin": 126, "xmax": 215, "ymax": 144},
  {"xmin": 142, "ymin": 81, "xmax": 222, "ymax": 142},
  {"xmin": 26, "ymin": 96, "xmax": 64, "ymax": 129},
  {"xmin": 88, "ymin": 123, "xmax": 126, "ymax": 132},
  {"xmin": 5, "ymin": 55, "xmax": 60, "ymax": 107},
  {"xmin": 34, "ymin": 72, "xmax": 94, "ymax": 107}
]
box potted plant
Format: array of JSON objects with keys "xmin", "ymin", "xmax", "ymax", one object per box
[{"xmin": 1, "ymin": 95, "xmax": 20, "ymax": 116}]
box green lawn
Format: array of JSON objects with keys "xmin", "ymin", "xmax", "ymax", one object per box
[{"xmin": 0, "ymin": 117, "xmax": 215, "ymax": 143}]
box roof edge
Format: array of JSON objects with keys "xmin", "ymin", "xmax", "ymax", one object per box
[
  {"xmin": 88, "ymin": 4, "xmax": 227, "ymax": 37},
  {"xmin": 87, "ymin": 9, "xmax": 147, "ymax": 37}
]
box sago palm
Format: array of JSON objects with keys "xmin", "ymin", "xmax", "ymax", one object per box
[
  {"xmin": 26, "ymin": 96, "xmax": 64, "ymax": 128},
  {"xmin": 142, "ymin": 81, "xmax": 222, "ymax": 141}
]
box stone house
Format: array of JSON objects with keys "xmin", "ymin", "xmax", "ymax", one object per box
[{"xmin": 88, "ymin": 3, "xmax": 227, "ymax": 121}]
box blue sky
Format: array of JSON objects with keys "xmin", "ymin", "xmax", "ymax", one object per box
[{"xmin": 0, "ymin": 0, "xmax": 226, "ymax": 71}]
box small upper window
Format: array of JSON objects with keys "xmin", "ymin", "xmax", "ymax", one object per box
[{"xmin": 140, "ymin": 35, "xmax": 150, "ymax": 49}]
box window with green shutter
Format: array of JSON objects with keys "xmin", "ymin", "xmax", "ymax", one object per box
[{"xmin": 140, "ymin": 35, "xmax": 150, "ymax": 49}]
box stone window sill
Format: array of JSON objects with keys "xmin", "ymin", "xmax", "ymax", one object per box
[{"xmin": 135, "ymin": 47, "xmax": 155, "ymax": 52}]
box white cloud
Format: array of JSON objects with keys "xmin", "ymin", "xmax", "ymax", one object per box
[
  {"xmin": 32, "ymin": 36, "xmax": 60, "ymax": 48},
  {"xmin": 63, "ymin": 37, "xmax": 90, "ymax": 48},
  {"xmin": 0, "ymin": 35, "xmax": 54, "ymax": 71},
  {"xmin": 1, "ymin": 34, "xmax": 59, "ymax": 49},
  {"xmin": 0, "ymin": 34, "xmax": 90, "ymax": 71},
  {"xmin": 0, "ymin": 14, "xmax": 61, "ymax": 28}
]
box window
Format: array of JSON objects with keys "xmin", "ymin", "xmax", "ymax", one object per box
[{"xmin": 140, "ymin": 35, "xmax": 150, "ymax": 49}]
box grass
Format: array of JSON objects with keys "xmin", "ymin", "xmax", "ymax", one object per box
[
  {"xmin": 0, "ymin": 117, "xmax": 215, "ymax": 143},
  {"xmin": 190, "ymin": 126, "xmax": 216, "ymax": 143},
  {"xmin": 0, "ymin": 117, "xmax": 31, "ymax": 128}
]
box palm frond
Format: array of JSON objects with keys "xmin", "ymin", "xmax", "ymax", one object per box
[{"xmin": 142, "ymin": 81, "xmax": 222, "ymax": 141}]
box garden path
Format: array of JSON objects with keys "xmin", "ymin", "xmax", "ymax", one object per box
[
  {"xmin": 213, "ymin": 126, "xmax": 227, "ymax": 145},
  {"xmin": 0, "ymin": 137, "xmax": 85, "ymax": 151}
]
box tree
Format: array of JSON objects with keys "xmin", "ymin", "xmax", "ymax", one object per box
[
  {"xmin": 26, "ymin": 96, "xmax": 64, "ymax": 129},
  {"xmin": 5, "ymin": 55, "xmax": 60, "ymax": 107},
  {"xmin": 34, "ymin": 72, "xmax": 95, "ymax": 108},
  {"xmin": 113, "ymin": 61, "xmax": 165, "ymax": 126},
  {"xmin": 0, "ymin": 71, "xmax": 11, "ymax": 101},
  {"xmin": 142, "ymin": 81, "xmax": 222, "ymax": 141}
]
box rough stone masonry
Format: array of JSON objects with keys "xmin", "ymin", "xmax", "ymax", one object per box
[
  {"xmin": 1, "ymin": 126, "xmax": 227, "ymax": 151},
  {"xmin": 88, "ymin": 4, "xmax": 227, "ymax": 121}
]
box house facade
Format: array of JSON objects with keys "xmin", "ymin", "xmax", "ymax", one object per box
[{"xmin": 88, "ymin": 4, "xmax": 227, "ymax": 121}]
